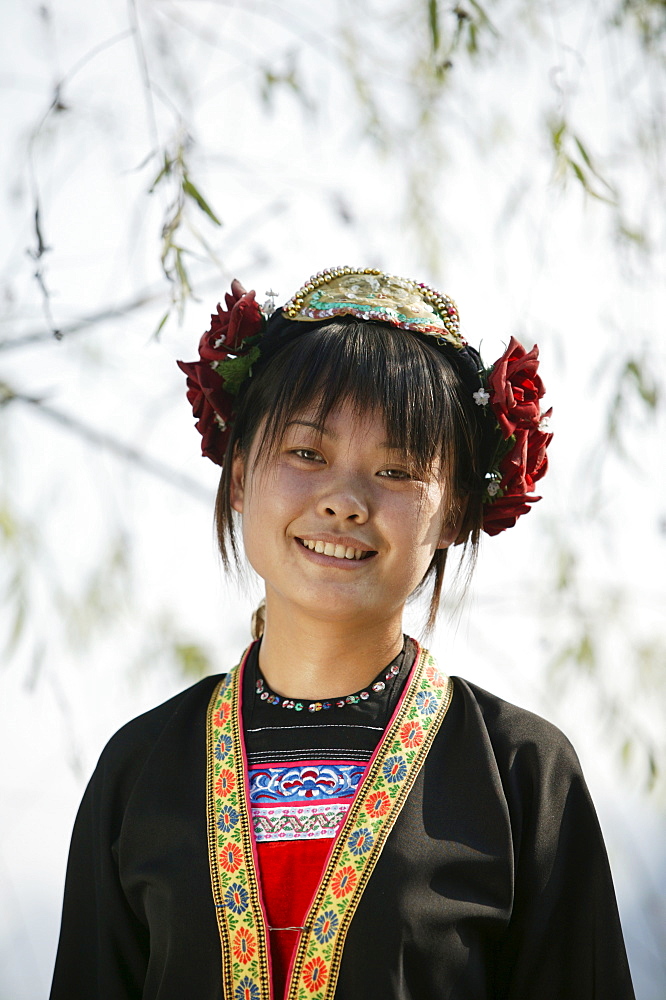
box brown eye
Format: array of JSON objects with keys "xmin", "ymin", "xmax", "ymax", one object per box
[
  {"xmin": 378, "ymin": 468, "xmax": 411, "ymax": 480},
  {"xmin": 292, "ymin": 448, "xmax": 324, "ymax": 463}
]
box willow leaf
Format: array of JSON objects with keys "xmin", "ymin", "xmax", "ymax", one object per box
[{"xmin": 182, "ymin": 176, "xmax": 222, "ymax": 226}]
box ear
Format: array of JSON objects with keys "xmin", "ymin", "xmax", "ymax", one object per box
[
  {"xmin": 230, "ymin": 448, "xmax": 246, "ymax": 514},
  {"xmin": 436, "ymin": 524, "xmax": 459, "ymax": 550},
  {"xmin": 436, "ymin": 496, "xmax": 469, "ymax": 549}
]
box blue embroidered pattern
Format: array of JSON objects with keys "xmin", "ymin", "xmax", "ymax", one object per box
[
  {"xmin": 415, "ymin": 690, "xmax": 439, "ymax": 716},
  {"xmin": 217, "ymin": 806, "xmax": 240, "ymax": 832},
  {"xmin": 382, "ymin": 756, "xmax": 407, "ymax": 784},
  {"xmin": 215, "ymin": 734, "xmax": 233, "ymax": 759},
  {"xmin": 249, "ymin": 763, "xmax": 365, "ymax": 803},
  {"xmin": 224, "ymin": 883, "xmax": 249, "ymax": 914},
  {"xmin": 234, "ymin": 976, "xmax": 260, "ymax": 1000},
  {"xmin": 313, "ymin": 909, "xmax": 339, "ymax": 944},
  {"xmin": 348, "ymin": 827, "xmax": 374, "ymax": 855}
]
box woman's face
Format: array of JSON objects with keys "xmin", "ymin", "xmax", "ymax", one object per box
[{"xmin": 231, "ymin": 400, "xmax": 457, "ymax": 630}]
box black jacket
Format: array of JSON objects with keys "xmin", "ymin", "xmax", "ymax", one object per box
[{"xmin": 50, "ymin": 673, "xmax": 635, "ymax": 999}]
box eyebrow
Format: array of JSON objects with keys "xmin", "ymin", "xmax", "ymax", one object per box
[
  {"xmin": 285, "ymin": 420, "xmax": 398, "ymax": 451},
  {"xmin": 286, "ymin": 419, "xmax": 334, "ymax": 437}
]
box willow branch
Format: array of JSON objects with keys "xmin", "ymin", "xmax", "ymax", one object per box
[
  {"xmin": 1, "ymin": 382, "xmax": 213, "ymax": 504},
  {"xmin": 0, "ymin": 287, "xmax": 165, "ymax": 352}
]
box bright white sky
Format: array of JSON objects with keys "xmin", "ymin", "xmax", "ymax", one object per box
[{"xmin": 1, "ymin": 1, "xmax": 665, "ymax": 996}]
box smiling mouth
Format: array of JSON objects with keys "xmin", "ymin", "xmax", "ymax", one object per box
[{"xmin": 297, "ymin": 538, "xmax": 376, "ymax": 561}]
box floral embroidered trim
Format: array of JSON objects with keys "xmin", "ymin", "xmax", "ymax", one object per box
[
  {"xmin": 207, "ymin": 657, "xmax": 272, "ymax": 1000},
  {"xmin": 206, "ymin": 645, "xmax": 453, "ymax": 1000},
  {"xmin": 253, "ymin": 803, "xmax": 349, "ymax": 842}
]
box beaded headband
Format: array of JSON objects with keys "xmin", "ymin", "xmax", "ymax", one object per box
[{"xmin": 177, "ymin": 268, "xmax": 552, "ymax": 536}]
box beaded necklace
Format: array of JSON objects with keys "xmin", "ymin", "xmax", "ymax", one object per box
[{"xmin": 255, "ymin": 660, "xmax": 402, "ymax": 713}]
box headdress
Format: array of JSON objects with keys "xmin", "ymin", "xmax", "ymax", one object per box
[{"xmin": 177, "ymin": 267, "xmax": 552, "ymax": 536}]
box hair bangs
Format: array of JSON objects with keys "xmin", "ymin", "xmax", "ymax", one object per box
[{"xmin": 244, "ymin": 319, "xmax": 461, "ymax": 481}]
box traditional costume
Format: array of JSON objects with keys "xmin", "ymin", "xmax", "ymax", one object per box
[
  {"xmin": 50, "ymin": 269, "xmax": 634, "ymax": 998},
  {"xmin": 50, "ymin": 640, "xmax": 635, "ymax": 999}
]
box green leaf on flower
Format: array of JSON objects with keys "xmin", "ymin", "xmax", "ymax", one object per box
[{"xmin": 214, "ymin": 347, "xmax": 262, "ymax": 395}]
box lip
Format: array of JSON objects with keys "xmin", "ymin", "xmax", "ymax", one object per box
[{"xmin": 293, "ymin": 535, "xmax": 378, "ymax": 568}]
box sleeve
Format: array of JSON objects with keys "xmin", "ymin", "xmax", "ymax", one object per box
[
  {"xmin": 49, "ymin": 748, "xmax": 149, "ymax": 1000},
  {"xmin": 486, "ymin": 699, "xmax": 636, "ymax": 1000}
]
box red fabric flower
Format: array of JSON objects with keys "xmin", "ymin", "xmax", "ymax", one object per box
[
  {"xmin": 482, "ymin": 493, "xmax": 541, "ymax": 537},
  {"xmin": 198, "ymin": 280, "xmax": 263, "ymax": 361},
  {"xmin": 480, "ymin": 335, "xmax": 552, "ymax": 536},
  {"xmin": 488, "ymin": 336, "xmax": 545, "ymax": 438},
  {"xmin": 482, "ymin": 408, "xmax": 553, "ymax": 537},
  {"xmin": 178, "ymin": 359, "xmax": 232, "ymax": 465},
  {"xmin": 177, "ymin": 280, "xmax": 264, "ymax": 465},
  {"xmin": 526, "ymin": 408, "xmax": 552, "ymax": 486},
  {"xmin": 498, "ymin": 409, "xmax": 552, "ymax": 494}
]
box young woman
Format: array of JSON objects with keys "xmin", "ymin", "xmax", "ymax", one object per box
[{"xmin": 50, "ymin": 267, "xmax": 635, "ymax": 1000}]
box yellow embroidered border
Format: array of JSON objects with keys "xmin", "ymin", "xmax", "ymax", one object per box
[
  {"xmin": 207, "ymin": 659, "xmax": 271, "ymax": 1000},
  {"xmin": 206, "ymin": 646, "xmax": 453, "ymax": 1000}
]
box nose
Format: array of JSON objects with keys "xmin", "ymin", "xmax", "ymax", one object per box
[{"xmin": 317, "ymin": 482, "xmax": 369, "ymax": 522}]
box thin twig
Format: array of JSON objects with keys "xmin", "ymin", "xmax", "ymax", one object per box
[
  {"xmin": 127, "ymin": 0, "xmax": 161, "ymax": 154},
  {"xmin": 0, "ymin": 287, "xmax": 164, "ymax": 352},
  {"xmin": 23, "ymin": 29, "xmax": 136, "ymax": 340},
  {"xmin": 1, "ymin": 383, "xmax": 214, "ymax": 504},
  {"xmin": 2, "ymin": 209, "xmax": 284, "ymax": 352},
  {"xmin": 26, "ymin": 201, "xmax": 60, "ymax": 339}
]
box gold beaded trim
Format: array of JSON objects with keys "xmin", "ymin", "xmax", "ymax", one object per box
[{"xmin": 281, "ymin": 266, "xmax": 463, "ymax": 348}]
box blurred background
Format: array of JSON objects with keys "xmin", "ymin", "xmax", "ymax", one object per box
[{"xmin": 1, "ymin": 1, "xmax": 665, "ymax": 996}]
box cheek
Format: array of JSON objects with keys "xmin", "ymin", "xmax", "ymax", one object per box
[
  {"xmin": 398, "ymin": 490, "xmax": 447, "ymax": 547},
  {"xmin": 241, "ymin": 468, "xmax": 302, "ymax": 537}
]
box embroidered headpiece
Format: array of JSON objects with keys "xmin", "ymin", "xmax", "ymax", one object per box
[
  {"xmin": 282, "ymin": 266, "xmax": 462, "ymax": 347},
  {"xmin": 177, "ymin": 268, "xmax": 553, "ymax": 536}
]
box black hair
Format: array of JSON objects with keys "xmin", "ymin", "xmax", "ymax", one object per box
[{"xmin": 215, "ymin": 316, "xmax": 490, "ymax": 630}]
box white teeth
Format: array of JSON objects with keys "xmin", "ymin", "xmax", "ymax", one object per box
[{"xmin": 301, "ymin": 539, "xmax": 371, "ymax": 561}]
